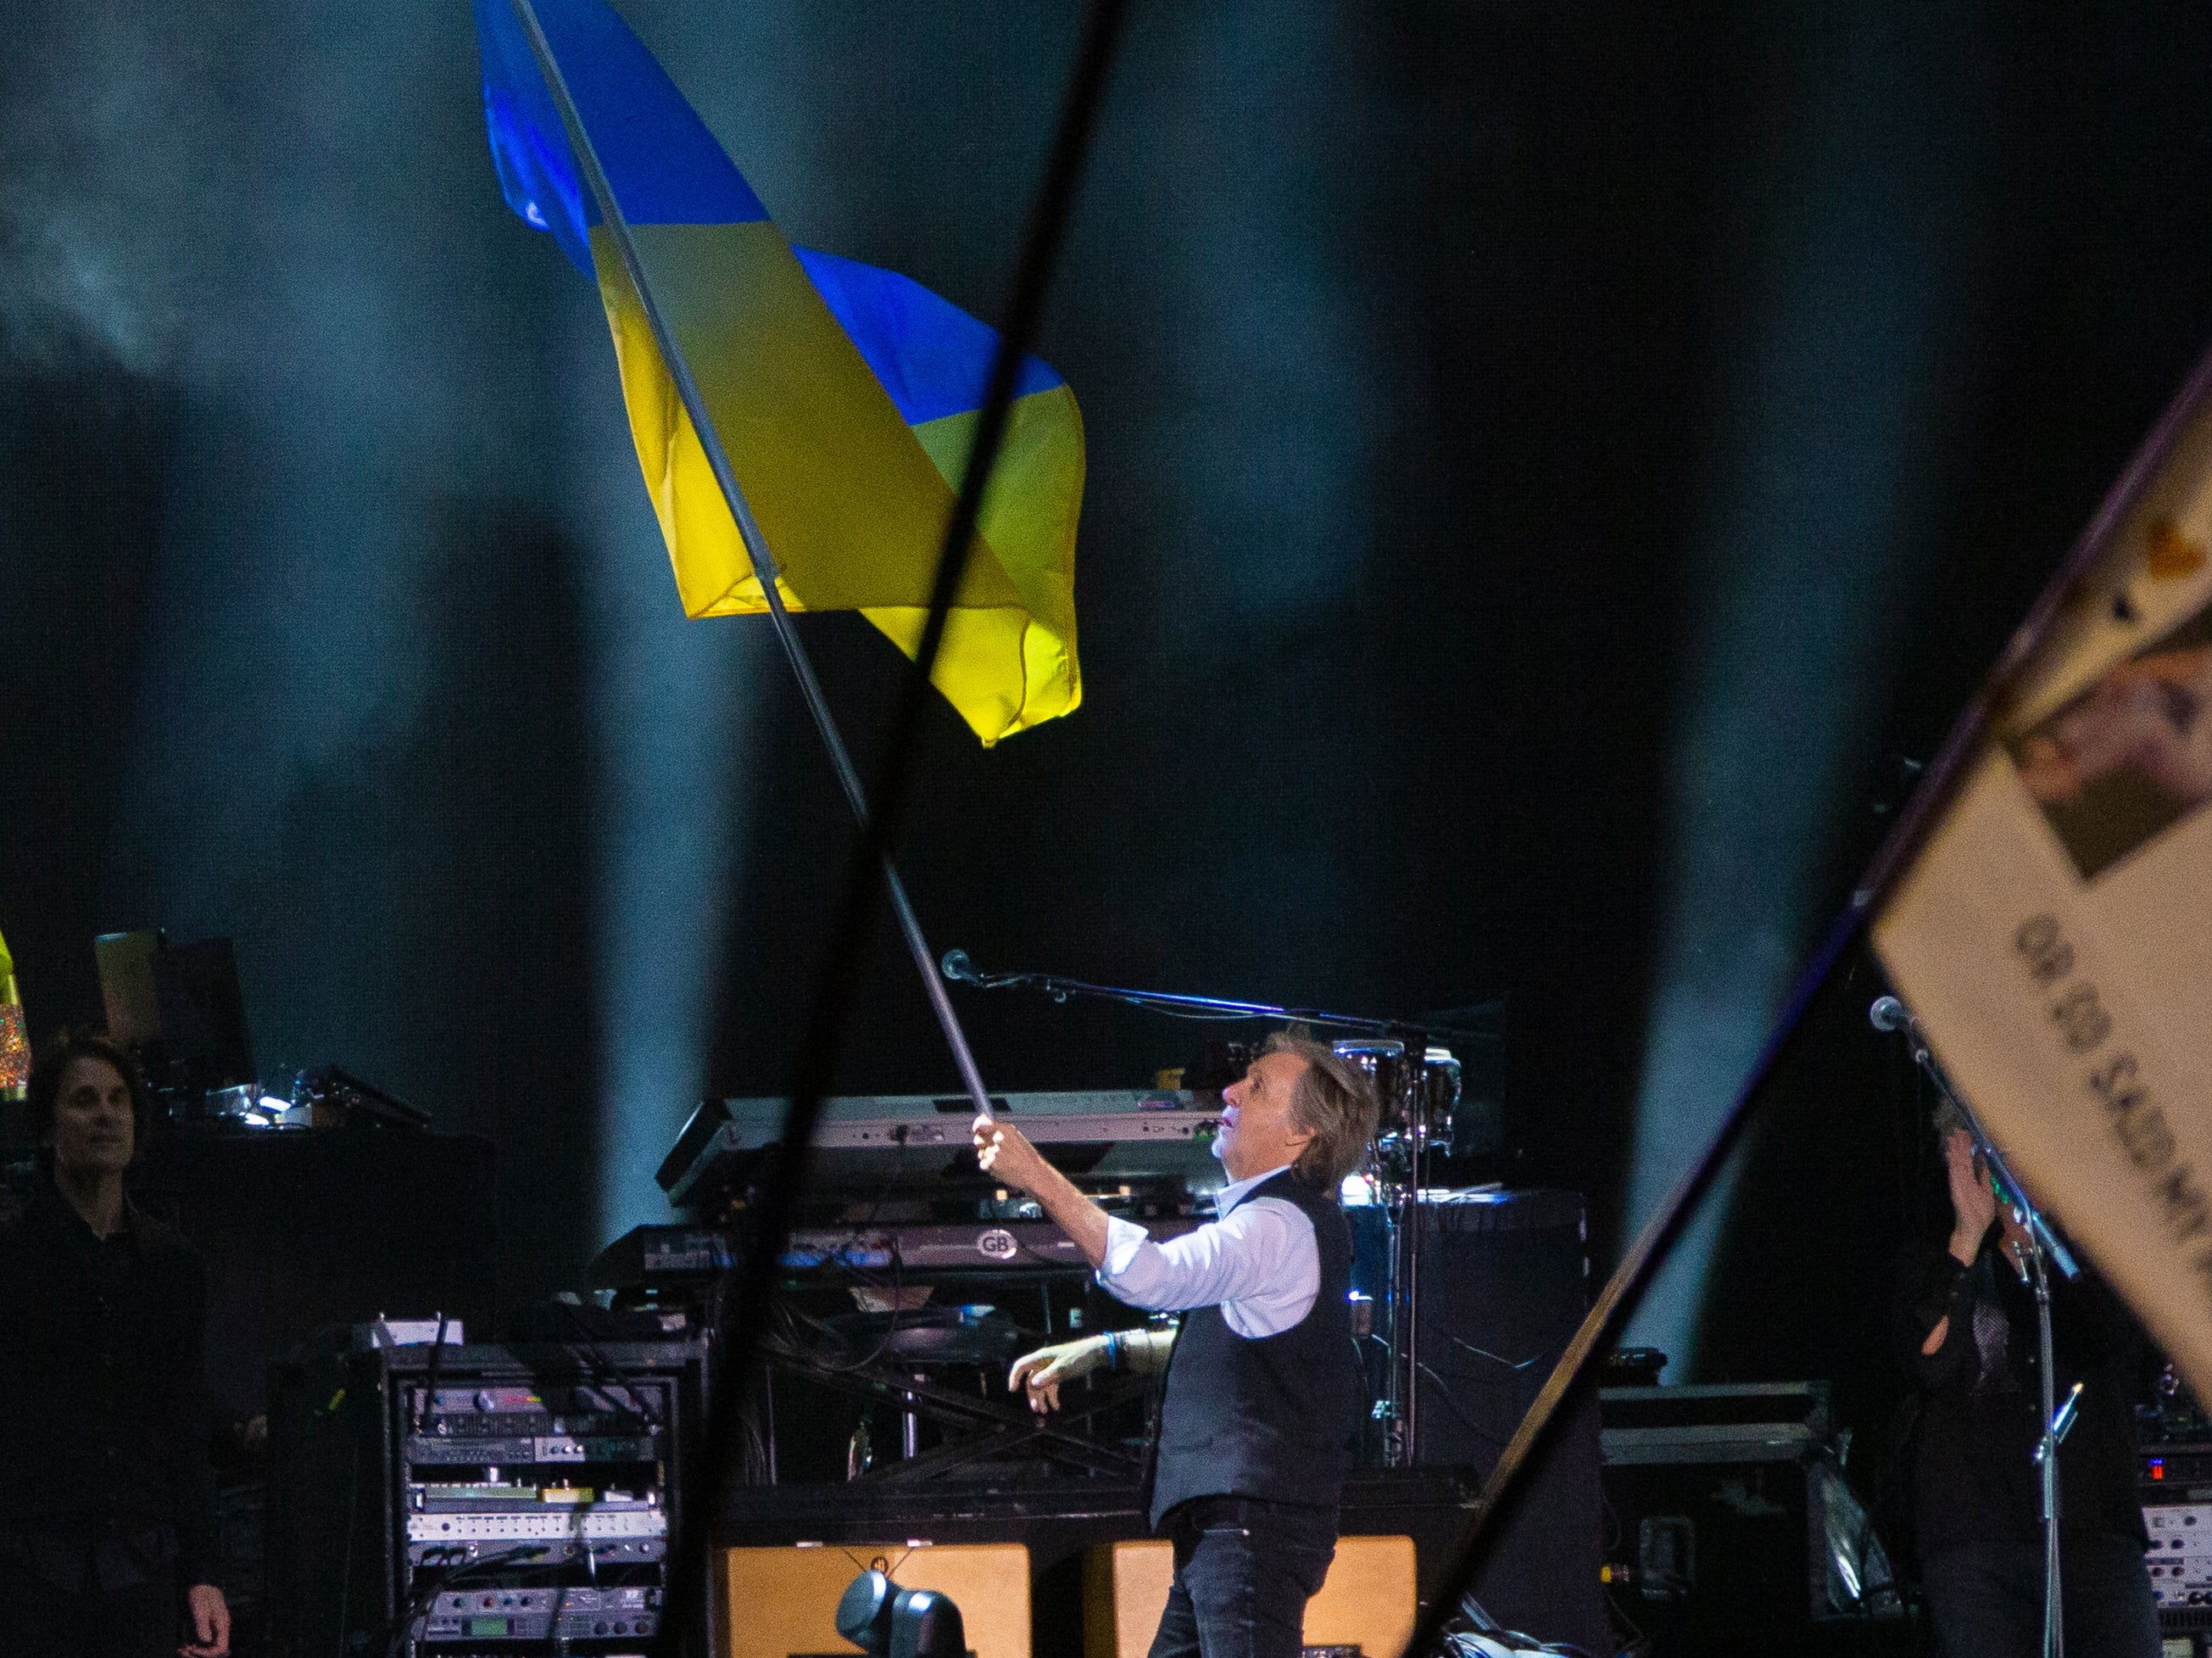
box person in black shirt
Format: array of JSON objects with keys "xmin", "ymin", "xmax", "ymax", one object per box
[
  {"xmin": 0, "ymin": 1032, "xmax": 230, "ymax": 1658},
  {"xmin": 1903, "ymin": 1107, "xmax": 2157, "ymax": 1658}
]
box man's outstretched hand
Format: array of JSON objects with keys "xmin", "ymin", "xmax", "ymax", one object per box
[
  {"xmin": 1007, "ymin": 1337, "xmax": 1107, "ymax": 1411},
  {"xmin": 973, "ymin": 1114, "xmax": 1051, "ymax": 1192},
  {"xmin": 972, "ymin": 1113, "xmax": 1114, "ymax": 1269}
]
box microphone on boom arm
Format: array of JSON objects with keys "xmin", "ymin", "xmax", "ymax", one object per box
[
  {"xmin": 1868, "ymin": 994, "xmax": 1914, "ymax": 1034},
  {"xmin": 1868, "ymin": 993, "xmax": 1934, "ymax": 1068}
]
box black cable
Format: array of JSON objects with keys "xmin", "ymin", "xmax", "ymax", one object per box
[
  {"xmin": 415, "ymin": 1313, "xmax": 449, "ymax": 1436},
  {"xmin": 334, "ymin": 1428, "xmax": 362, "ymax": 1658},
  {"xmin": 1413, "ymin": 1360, "xmax": 1510, "ymax": 1451},
  {"xmin": 1448, "ymin": 1335, "xmax": 1565, "ymax": 1374},
  {"xmin": 1446, "ymin": 1592, "xmax": 1595, "ymax": 1657},
  {"xmin": 548, "ymin": 1297, "xmax": 666, "ymax": 1435},
  {"xmin": 801, "ymin": 1128, "xmax": 915, "ymax": 1298},
  {"xmin": 1601, "ymin": 1583, "xmax": 1652, "ymax": 1658},
  {"xmin": 1597, "ymin": 1488, "xmax": 1624, "ymax": 1557},
  {"xmin": 805, "ymin": 1241, "xmax": 912, "ymax": 1376},
  {"xmin": 386, "ymin": 1544, "xmax": 554, "ymax": 1658},
  {"xmin": 655, "ymin": 8, "xmax": 1130, "ymax": 1651}
]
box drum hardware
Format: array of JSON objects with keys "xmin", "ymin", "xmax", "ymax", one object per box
[
  {"xmin": 768, "ymin": 1340, "xmax": 1152, "ymax": 1482},
  {"xmin": 1333, "ymin": 1040, "xmax": 1463, "ymax": 1468}
]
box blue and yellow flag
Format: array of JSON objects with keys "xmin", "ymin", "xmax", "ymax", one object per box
[{"xmin": 474, "ymin": 0, "xmax": 1083, "ymax": 744}]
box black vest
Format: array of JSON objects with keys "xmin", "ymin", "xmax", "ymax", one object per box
[{"xmin": 1149, "ymin": 1166, "xmax": 1358, "ymax": 1527}]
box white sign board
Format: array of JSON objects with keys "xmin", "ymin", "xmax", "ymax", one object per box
[{"xmin": 1875, "ymin": 357, "xmax": 2212, "ymax": 1396}]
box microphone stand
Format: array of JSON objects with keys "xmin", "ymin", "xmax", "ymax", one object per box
[
  {"xmin": 938, "ymin": 950, "xmax": 1493, "ymax": 1043},
  {"xmin": 1878, "ymin": 994, "xmax": 2078, "ymax": 1658},
  {"xmin": 949, "ymin": 951, "xmax": 1491, "ymax": 1467}
]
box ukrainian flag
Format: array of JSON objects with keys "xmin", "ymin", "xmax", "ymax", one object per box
[{"xmin": 474, "ymin": 0, "xmax": 1084, "ymax": 744}]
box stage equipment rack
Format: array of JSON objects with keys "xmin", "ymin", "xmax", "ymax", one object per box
[
  {"xmin": 266, "ymin": 1338, "xmax": 706, "ymax": 1658},
  {"xmin": 2139, "ymin": 1368, "xmax": 2212, "ymax": 1650}
]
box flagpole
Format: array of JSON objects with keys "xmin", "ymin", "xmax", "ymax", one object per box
[
  {"xmin": 507, "ymin": 13, "xmax": 1128, "ymax": 1656},
  {"xmin": 507, "ymin": 0, "xmax": 995, "ymax": 1122}
]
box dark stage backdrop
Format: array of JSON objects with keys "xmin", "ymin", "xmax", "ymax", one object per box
[{"xmin": 3, "ymin": 0, "xmax": 2210, "ymax": 1481}]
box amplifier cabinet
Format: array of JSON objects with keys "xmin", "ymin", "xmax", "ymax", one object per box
[
  {"xmin": 1402, "ymin": 1189, "xmax": 1589, "ymax": 1468},
  {"xmin": 1395, "ymin": 1188, "xmax": 1606, "ymax": 1655},
  {"xmin": 720, "ymin": 1541, "xmax": 1030, "ymax": 1658},
  {"xmin": 1082, "ymin": 1535, "xmax": 1414, "ymax": 1658}
]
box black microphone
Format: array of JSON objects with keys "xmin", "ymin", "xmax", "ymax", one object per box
[
  {"xmin": 1868, "ymin": 995, "xmax": 1913, "ymax": 1034},
  {"xmin": 941, "ymin": 950, "xmax": 978, "ymax": 985}
]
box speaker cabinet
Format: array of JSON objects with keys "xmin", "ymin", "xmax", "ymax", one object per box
[
  {"xmin": 1406, "ymin": 1189, "xmax": 1606, "ymax": 1655},
  {"xmin": 1082, "ymin": 1534, "xmax": 1414, "ymax": 1658},
  {"xmin": 719, "ymin": 1542, "xmax": 1029, "ymax": 1658}
]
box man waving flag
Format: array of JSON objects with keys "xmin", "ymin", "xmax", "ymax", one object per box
[{"xmin": 473, "ymin": 0, "xmax": 1085, "ymax": 745}]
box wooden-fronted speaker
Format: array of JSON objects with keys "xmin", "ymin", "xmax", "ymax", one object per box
[
  {"xmin": 719, "ymin": 1542, "xmax": 1028, "ymax": 1658},
  {"xmin": 1082, "ymin": 1534, "xmax": 1414, "ymax": 1658}
]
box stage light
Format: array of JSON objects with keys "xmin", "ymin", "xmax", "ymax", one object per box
[
  {"xmin": 571, "ymin": 336, "xmax": 761, "ymax": 1248},
  {"xmin": 834, "ymin": 1567, "xmax": 970, "ymax": 1658},
  {"xmin": 1619, "ymin": 5, "xmax": 1975, "ymax": 1371}
]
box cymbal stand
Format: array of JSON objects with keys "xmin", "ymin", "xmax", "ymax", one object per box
[{"xmin": 1356, "ymin": 1054, "xmax": 1430, "ymax": 1468}]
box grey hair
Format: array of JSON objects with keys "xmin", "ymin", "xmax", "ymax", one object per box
[{"xmin": 1262, "ymin": 1029, "xmax": 1380, "ymax": 1187}]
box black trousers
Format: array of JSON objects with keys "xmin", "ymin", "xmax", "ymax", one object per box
[
  {"xmin": 1147, "ymin": 1496, "xmax": 1339, "ymax": 1658},
  {"xmin": 1922, "ymin": 1532, "xmax": 2159, "ymax": 1658}
]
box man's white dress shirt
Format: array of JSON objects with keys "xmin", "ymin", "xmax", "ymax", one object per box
[{"xmin": 1095, "ymin": 1164, "xmax": 1322, "ymax": 1338}]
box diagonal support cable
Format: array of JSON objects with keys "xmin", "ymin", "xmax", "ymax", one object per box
[{"xmin": 1396, "ymin": 907, "xmax": 1864, "ymax": 1655}]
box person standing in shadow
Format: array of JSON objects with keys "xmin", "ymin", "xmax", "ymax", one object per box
[
  {"xmin": 1903, "ymin": 1104, "xmax": 2157, "ymax": 1658},
  {"xmin": 0, "ymin": 1032, "xmax": 230, "ymax": 1657}
]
